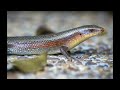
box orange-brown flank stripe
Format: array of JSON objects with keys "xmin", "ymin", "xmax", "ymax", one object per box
[{"xmin": 28, "ymin": 33, "xmax": 82, "ymax": 49}]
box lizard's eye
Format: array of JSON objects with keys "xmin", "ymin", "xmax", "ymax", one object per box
[
  {"xmin": 89, "ymin": 29, "xmax": 94, "ymax": 32},
  {"xmin": 79, "ymin": 33, "xmax": 82, "ymax": 35}
]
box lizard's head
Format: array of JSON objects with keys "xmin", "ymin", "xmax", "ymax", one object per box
[
  {"xmin": 79, "ymin": 25, "xmax": 107, "ymax": 37},
  {"xmin": 64, "ymin": 25, "xmax": 107, "ymax": 50}
]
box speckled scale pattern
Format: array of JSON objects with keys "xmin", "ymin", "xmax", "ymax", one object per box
[{"xmin": 7, "ymin": 25, "xmax": 104, "ymax": 55}]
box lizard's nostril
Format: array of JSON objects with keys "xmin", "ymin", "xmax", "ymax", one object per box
[
  {"xmin": 99, "ymin": 28, "xmax": 107, "ymax": 35},
  {"xmin": 101, "ymin": 29, "xmax": 104, "ymax": 32},
  {"xmin": 101, "ymin": 29, "xmax": 107, "ymax": 33}
]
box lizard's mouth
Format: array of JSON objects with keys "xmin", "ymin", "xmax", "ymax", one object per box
[
  {"xmin": 90, "ymin": 28, "xmax": 107, "ymax": 36},
  {"xmin": 98, "ymin": 28, "xmax": 107, "ymax": 36},
  {"xmin": 84, "ymin": 28, "xmax": 107, "ymax": 38}
]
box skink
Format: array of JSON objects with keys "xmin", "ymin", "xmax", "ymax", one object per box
[{"xmin": 7, "ymin": 25, "xmax": 106, "ymax": 61}]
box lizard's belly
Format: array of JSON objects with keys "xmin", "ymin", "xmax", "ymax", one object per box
[{"xmin": 48, "ymin": 47, "xmax": 61, "ymax": 54}]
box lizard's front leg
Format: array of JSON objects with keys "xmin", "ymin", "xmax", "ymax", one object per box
[{"xmin": 60, "ymin": 46, "xmax": 73, "ymax": 61}]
